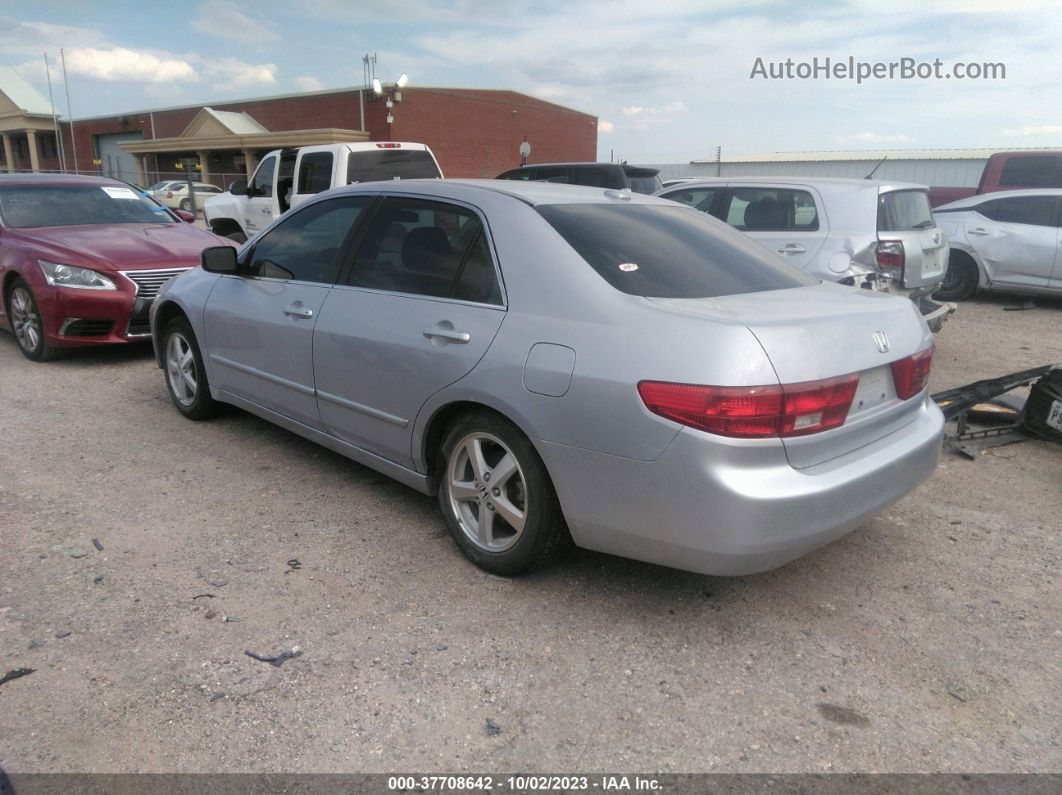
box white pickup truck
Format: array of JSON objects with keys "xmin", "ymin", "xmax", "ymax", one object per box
[{"xmin": 203, "ymin": 141, "xmax": 443, "ymax": 242}]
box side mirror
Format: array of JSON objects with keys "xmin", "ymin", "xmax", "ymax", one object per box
[
  {"xmin": 174, "ymin": 209, "xmax": 196, "ymax": 223},
  {"xmin": 201, "ymin": 245, "xmax": 239, "ymax": 274},
  {"xmin": 228, "ymin": 179, "xmax": 248, "ymax": 196}
]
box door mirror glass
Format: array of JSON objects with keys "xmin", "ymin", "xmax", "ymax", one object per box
[
  {"xmin": 228, "ymin": 179, "xmax": 247, "ymax": 196},
  {"xmin": 202, "ymin": 245, "xmax": 239, "ymax": 274}
]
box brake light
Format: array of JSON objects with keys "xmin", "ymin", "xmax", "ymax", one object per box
[
  {"xmin": 637, "ymin": 374, "xmax": 859, "ymax": 438},
  {"xmin": 876, "ymin": 240, "xmax": 905, "ymax": 283},
  {"xmin": 891, "ymin": 343, "xmax": 935, "ymax": 400},
  {"xmin": 166, "ymin": 191, "xmax": 174, "ymax": 198},
  {"xmin": 376, "ymin": 142, "xmax": 401, "ymax": 148}
]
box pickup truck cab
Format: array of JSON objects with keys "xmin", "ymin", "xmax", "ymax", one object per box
[
  {"xmin": 655, "ymin": 176, "xmax": 953, "ymax": 330},
  {"xmin": 929, "ymin": 151, "xmax": 1062, "ymax": 207},
  {"xmin": 204, "ymin": 142, "xmax": 442, "ymax": 241}
]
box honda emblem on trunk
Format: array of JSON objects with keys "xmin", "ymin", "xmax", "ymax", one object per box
[{"xmin": 873, "ymin": 331, "xmax": 891, "ymax": 353}]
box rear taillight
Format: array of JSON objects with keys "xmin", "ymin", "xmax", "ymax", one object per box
[
  {"xmin": 891, "ymin": 343, "xmax": 934, "ymax": 400},
  {"xmin": 376, "ymin": 142, "xmax": 401, "ymax": 148},
  {"xmin": 876, "ymin": 240, "xmax": 905, "ymax": 283},
  {"xmin": 166, "ymin": 191, "xmax": 174, "ymax": 198},
  {"xmin": 637, "ymin": 374, "xmax": 859, "ymax": 439}
]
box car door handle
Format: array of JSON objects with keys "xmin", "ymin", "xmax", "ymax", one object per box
[
  {"xmin": 284, "ymin": 304, "xmax": 314, "ymax": 319},
  {"xmin": 777, "ymin": 243, "xmax": 806, "ymax": 254},
  {"xmin": 423, "ymin": 325, "xmax": 471, "ymax": 343},
  {"xmin": 969, "ymin": 228, "xmax": 990, "ymax": 236},
  {"xmin": 261, "ymin": 208, "xmax": 271, "ymax": 214}
]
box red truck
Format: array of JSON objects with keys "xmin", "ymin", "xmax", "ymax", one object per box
[{"xmin": 929, "ymin": 151, "xmax": 1062, "ymax": 207}]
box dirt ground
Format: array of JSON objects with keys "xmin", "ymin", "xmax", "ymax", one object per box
[{"xmin": 0, "ymin": 293, "xmax": 1059, "ymax": 774}]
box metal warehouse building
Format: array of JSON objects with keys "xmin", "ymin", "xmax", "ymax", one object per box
[
  {"xmin": 648, "ymin": 148, "xmax": 1062, "ymax": 188},
  {"xmin": 0, "ymin": 70, "xmax": 598, "ymax": 186}
]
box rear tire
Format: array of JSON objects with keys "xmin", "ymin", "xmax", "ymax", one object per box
[
  {"xmin": 437, "ymin": 411, "xmax": 572, "ymax": 576},
  {"xmin": 934, "ymin": 250, "xmax": 979, "ymax": 301},
  {"xmin": 161, "ymin": 316, "xmax": 221, "ymax": 420},
  {"xmin": 179, "ymin": 198, "xmax": 193, "ymax": 212},
  {"xmin": 6, "ymin": 278, "xmax": 67, "ymax": 362}
]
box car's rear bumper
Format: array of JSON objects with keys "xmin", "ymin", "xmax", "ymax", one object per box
[{"xmin": 535, "ymin": 398, "xmax": 944, "ymax": 576}]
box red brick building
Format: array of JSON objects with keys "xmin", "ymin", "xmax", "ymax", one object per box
[{"xmin": 1, "ymin": 74, "xmax": 598, "ymax": 187}]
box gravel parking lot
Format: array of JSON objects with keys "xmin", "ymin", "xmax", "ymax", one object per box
[{"xmin": 1, "ymin": 294, "xmax": 1060, "ymax": 774}]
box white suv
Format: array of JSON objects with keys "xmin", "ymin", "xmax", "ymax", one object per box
[{"xmin": 655, "ymin": 177, "xmax": 953, "ymax": 330}]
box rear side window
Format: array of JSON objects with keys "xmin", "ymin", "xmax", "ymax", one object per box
[
  {"xmin": 977, "ymin": 196, "xmax": 1059, "ymax": 227},
  {"xmin": 347, "ymin": 149, "xmax": 441, "ymax": 183},
  {"xmin": 879, "ymin": 190, "xmax": 934, "ymax": 231},
  {"xmin": 999, "ymin": 156, "xmax": 1062, "ymax": 188},
  {"xmin": 297, "ymin": 152, "xmax": 334, "ymax": 194},
  {"xmin": 246, "ymin": 196, "xmax": 370, "ymax": 284},
  {"xmin": 537, "ymin": 203, "xmax": 816, "ymax": 299},
  {"xmin": 724, "ymin": 187, "xmax": 820, "ymax": 231},
  {"xmin": 347, "ymin": 197, "xmax": 501, "ymax": 304}
]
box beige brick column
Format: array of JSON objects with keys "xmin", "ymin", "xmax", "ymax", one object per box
[
  {"xmin": 25, "ymin": 129, "xmax": 40, "ymax": 173},
  {"xmin": 2, "ymin": 133, "xmax": 14, "ymax": 173},
  {"xmin": 243, "ymin": 149, "xmax": 256, "ymax": 181}
]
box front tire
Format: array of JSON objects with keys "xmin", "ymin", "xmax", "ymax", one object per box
[
  {"xmin": 162, "ymin": 316, "xmax": 220, "ymax": 420},
  {"xmin": 438, "ymin": 411, "xmax": 571, "ymax": 576},
  {"xmin": 7, "ymin": 278, "xmax": 66, "ymax": 362},
  {"xmin": 179, "ymin": 198, "xmax": 193, "ymax": 212},
  {"xmin": 934, "ymin": 250, "xmax": 979, "ymax": 301}
]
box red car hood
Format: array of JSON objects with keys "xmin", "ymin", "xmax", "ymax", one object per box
[{"xmin": 13, "ymin": 223, "xmax": 231, "ymax": 271}]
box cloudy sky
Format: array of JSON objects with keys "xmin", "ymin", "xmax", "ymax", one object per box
[{"xmin": 2, "ymin": 0, "xmax": 1060, "ymax": 162}]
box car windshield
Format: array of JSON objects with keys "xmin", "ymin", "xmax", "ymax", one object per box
[
  {"xmin": 537, "ymin": 203, "xmax": 816, "ymax": 299},
  {"xmin": 347, "ymin": 149, "xmax": 441, "ymax": 182},
  {"xmin": 879, "ymin": 189, "xmax": 935, "ymax": 231},
  {"xmin": 0, "ymin": 184, "xmax": 176, "ymax": 228}
]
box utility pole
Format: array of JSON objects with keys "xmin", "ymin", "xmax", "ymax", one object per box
[
  {"xmin": 716, "ymin": 146, "xmax": 722, "ymax": 176},
  {"xmin": 43, "ymin": 53, "xmax": 66, "ymax": 172}
]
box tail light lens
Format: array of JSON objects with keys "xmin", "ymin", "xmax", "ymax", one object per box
[
  {"xmin": 876, "ymin": 240, "xmax": 905, "ymax": 283},
  {"xmin": 376, "ymin": 142, "xmax": 401, "ymax": 148},
  {"xmin": 637, "ymin": 374, "xmax": 859, "ymax": 439},
  {"xmin": 891, "ymin": 343, "xmax": 935, "ymax": 400}
]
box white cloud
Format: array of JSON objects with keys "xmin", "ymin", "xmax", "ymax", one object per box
[
  {"xmin": 849, "ymin": 132, "xmax": 912, "ymax": 144},
  {"xmin": 191, "ymin": 0, "xmax": 280, "ymax": 44},
  {"xmin": 57, "ymin": 48, "xmax": 198, "ymax": 83},
  {"xmin": 208, "ymin": 57, "xmax": 277, "ymax": 92},
  {"xmin": 0, "ymin": 17, "xmax": 107, "ymax": 55},
  {"xmin": 294, "ymin": 75, "xmax": 324, "ymax": 92},
  {"xmin": 598, "ymin": 120, "xmax": 615, "ymax": 134},
  {"xmin": 621, "ymin": 101, "xmax": 688, "ymax": 128},
  {"xmin": 1002, "ymin": 124, "xmax": 1062, "ymax": 137}
]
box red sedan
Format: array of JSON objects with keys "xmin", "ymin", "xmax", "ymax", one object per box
[{"xmin": 0, "ymin": 174, "xmax": 233, "ymax": 361}]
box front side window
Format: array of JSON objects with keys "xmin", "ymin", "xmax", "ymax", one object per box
[
  {"xmin": 249, "ymin": 155, "xmax": 276, "ymax": 197},
  {"xmin": 245, "ymin": 196, "xmax": 370, "ymax": 283},
  {"xmin": 0, "ymin": 184, "xmax": 176, "ymax": 228},
  {"xmin": 537, "ymin": 203, "xmax": 816, "ymax": 299},
  {"xmin": 977, "ymin": 196, "xmax": 1059, "ymax": 227},
  {"xmin": 878, "ymin": 189, "xmax": 935, "ymax": 231},
  {"xmin": 660, "ymin": 187, "xmax": 721, "ymax": 213},
  {"xmin": 723, "ymin": 187, "xmax": 820, "ymax": 231},
  {"xmin": 346, "ymin": 196, "xmax": 502, "ymax": 303},
  {"xmin": 297, "ymin": 152, "xmax": 335, "ymax": 194}
]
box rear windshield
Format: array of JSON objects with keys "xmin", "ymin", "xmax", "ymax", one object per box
[
  {"xmin": 0, "ymin": 184, "xmax": 175, "ymax": 228},
  {"xmin": 878, "ymin": 189, "xmax": 934, "ymax": 231},
  {"xmin": 537, "ymin": 203, "xmax": 816, "ymax": 299},
  {"xmin": 347, "ymin": 149, "xmax": 441, "ymax": 183}
]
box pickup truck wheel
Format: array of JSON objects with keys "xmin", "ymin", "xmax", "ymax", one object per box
[{"xmin": 934, "ymin": 250, "xmax": 979, "ymax": 301}]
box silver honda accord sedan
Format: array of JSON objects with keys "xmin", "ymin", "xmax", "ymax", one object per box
[{"xmin": 150, "ymin": 180, "xmax": 944, "ymax": 577}]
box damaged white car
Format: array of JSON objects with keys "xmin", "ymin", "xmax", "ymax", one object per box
[{"xmin": 655, "ymin": 177, "xmax": 954, "ymax": 330}]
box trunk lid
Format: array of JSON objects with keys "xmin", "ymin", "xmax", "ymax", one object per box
[
  {"xmin": 878, "ymin": 188, "xmax": 947, "ymax": 290},
  {"xmin": 648, "ymin": 283, "xmax": 932, "ymax": 468}
]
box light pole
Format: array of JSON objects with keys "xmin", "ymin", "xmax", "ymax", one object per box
[{"xmin": 373, "ymin": 73, "xmax": 408, "ymax": 134}]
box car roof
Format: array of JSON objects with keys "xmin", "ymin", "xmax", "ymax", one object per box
[
  {"xmin": 935, "ymin": 188, "xmax": 1062, "ymax": 210},
  {"xmin": 656, "ymin": 175, "xmax": 929, "ymax": 193},
  {"xmin": 331, "ymin": 178, "xmax": 677, "ymax": 207},
  {"xmin": 501, "ymin": 162, "xmax": 658, "ymax": 174},
  {"xmin": 0, "ymin": 173, "xmax": 135, "ymax": 188}
]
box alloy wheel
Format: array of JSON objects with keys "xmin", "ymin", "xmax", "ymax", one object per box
[
  {"xmin": 10, "ymin": 286, "xmax": 41, "ymax": 353},
  {"xmin": 166, "ymin": 331, "xmax": 198, "ymax": 406},
  {"xmin": 446, "ymin": 432, "xmax": 528, "ymax": 553}
]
